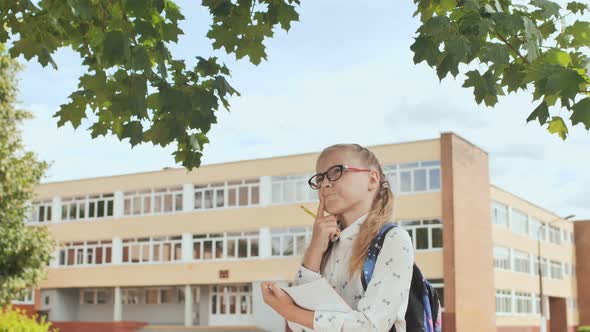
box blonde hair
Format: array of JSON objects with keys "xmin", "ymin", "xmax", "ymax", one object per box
[{"xmin": 318, "ymin": 143, "xmax": 395, "ymax": 279}]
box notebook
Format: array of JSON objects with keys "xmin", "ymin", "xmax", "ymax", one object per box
[{"xmin": 281, "ymin": 277, "xmax": 352, "ymax": 313}]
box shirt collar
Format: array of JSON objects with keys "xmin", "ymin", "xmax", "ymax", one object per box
[{"xmin": 338, "ymin": 213, "xmax": 369, "ymax": 242}]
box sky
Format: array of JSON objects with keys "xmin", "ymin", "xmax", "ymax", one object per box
[{"xmin": 15, "ymin": 0, "xmax": 590, "ymax": 220}]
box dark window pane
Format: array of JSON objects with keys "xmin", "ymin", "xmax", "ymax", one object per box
[
  {"xmin": 107, "ymin": 201, "xmax": 114, "ymax": 216},
  {"xmin": 88, "ymin": 202, "xmax": 95, "ymax": 218},
  {"xmin": 250, "ymin": 238, "xmax": 259, "ymax": 257},
  {"xmin": 432, "ymin": 228, "xmax": 443, "ymax": 248},
  {"xmin": 39, "ymin": 206, "xmax": 45, "ymax": 222},
  {"xmin": 175, "ymin": 194, "xmax": 183, "ymax": 211},
  {"xmin": 251, "ymin": 187, "xmax": 259, "ymax": 205},
  {"xmin": 239, "ymin": 187, "xmax": 248, "ymax": 206},
  {"xmin": 416, "ymin": 228, "xmax": 428, "ymax": 249},
  {"xmin": 97, "ymin": 201, "xmax": 105, "ymax": 217},
  {"xmin": 238, "ymin": 239, "xmax": 248, "ymax": 258},
  {"xmin": 70, "ymin": 203, "xmax": 78, "ymax": 219}
]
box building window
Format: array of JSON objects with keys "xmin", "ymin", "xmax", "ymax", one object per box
[
  {"xmin": 226, "ymin": 231, "xmax": 260, "ymax": 259},
  {"xmin": 29, "ymin": 200, "xmax": 52, "ymax": 223},
  {"xmin": 122, "ymin": 236, "xmax": 182, "ymax": 264},
  {"xmin": 533, "ymin": 256, "xmax": 548, "ymax": 277},
  {"xmin": 548, "ymin": 226, "xmax": 562, "ymax": 245},
  {"xmin": 270, "ymin": 227, "xmax": 312, "ymax": 257},
  {"xmin": 515, "ymin": 292, "xmax": 533, "ymax": 314},
  {"xmin": 493, "ymin": 246, "xmax": 511, "ymax": 270},
  {"xmin": 58, "ymin": 240, "xmax": 113, "ymax": 266},
  {"xmin": 401, "ymin": 219, "xmax": 443, "ymax": 251},
  {"xmin": 192, "ymin": 231, "xmax": 260, "ymax": 261},
  {"xmin": 61, "ymin": 193, "xmax": 114, "ymax": 221},
  {"xmin": 513, "ymin": 249, "xmax": 531, "ymax": 274},
  {"xmin": 389, "ymin": 161, "xmax": 441, "ymax": 194},
  {"xmin": 195, "ymin": 179, "xmax": 260, "ymax": 210},
  {"xmin": 510, "ymin": 209, "xmax": 529, "ymax": 236},
  {"xmin": 550, "ymin": 260, "xmax": 563, "ymax": 279},
  {"xmin": 123, "ymin": 288, "xmax": 143, "ymax": 304},
  {"xmin": 491, "ymin": 201, "xmax": 508, "ymax": 227},
  {"xmin": 80, "ymin": 289, "xmax": 111, "ymax": 305},
  {"xmin": 530, "ymin": 218, "xmax": 546, "ymax": 241},
  {"xmin": 124, "ymin": 186, "xmax": 183, "ymax": 216},
  {"xmin": 271, "ymin": 175, "xmax": 316, "ymax": 204},
  {"xmin": 496, "ymin": 289, "xmax": 512, "ymax": 314},
  {"xmin": 210, "ymin": 284, "xmax": 253, "ymax": 315},
  {"xmin": 11, "ymin": 288, "xmax": 34, "ymax": 305}
]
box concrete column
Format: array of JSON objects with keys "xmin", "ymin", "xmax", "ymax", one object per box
[
  {"xmin": 113, "ymin": 287, "xmax": 122, "ymax": 322},
  {"xmin": 184, "ymin": 285, "xmax": 193, "ymax": 326},
  {"xmin": 183, "ymin": 184, "xmax": 194, "ymax": 212},
  {"xmin": 51, "ymin": 197, "xmax": 61, "ymax": 223},
  {"xmin": 259, "ymin": 176, "xmax": 272, "ymax": 206},
  {"xmin": 259, "ymin": 228, "xmax": 271, "ymax": 258},
  {"xmin": 112, "ymin": 237, "xmax": 123, "ymax": 265},
  {"xmin": 113, "ymin": 191, "xmax": 124, "ymax": 218},
  {"xmin": 182, "ymin": 233, "xmax": 193, "ymax": 262}
]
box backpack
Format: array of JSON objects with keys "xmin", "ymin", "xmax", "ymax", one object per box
[{"xmin": 361, "ymin": 223, "xmax": 442, "ymax": 332}]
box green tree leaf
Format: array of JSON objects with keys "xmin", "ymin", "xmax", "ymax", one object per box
[
  {"xmin": 526, "ymin": 101, "xmax": 550, "ymax": 124},
  {"xmin": 570, "ymin": 98, "xmax": 590, "ymax": 129},
  {"xmin": 566, "ymin": 1, "xmax": 588, "ymax": 15},
  {"xmin": 463, "ymin": 70, "xmax": 499, "ymax": 106},
  {"xmin": 547, "ymin": 116, "xmax": 568, "ymax": 139},
  {"xmin": 530, "ymin": 0, "xmax": 561, "ymax": 19}
]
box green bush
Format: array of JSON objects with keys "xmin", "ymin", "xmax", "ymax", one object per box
[
  {"xmin": 578, "ymin": 326, "xmax": 590, "ymax": 332},
  {"xmin": 0, "ymin": 305, "xmax": 58, "ymax": 332}
]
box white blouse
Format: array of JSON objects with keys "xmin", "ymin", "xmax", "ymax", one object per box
[{"xmin": 287, "ymin": 214, "xmax": 414, "ymax": 332}]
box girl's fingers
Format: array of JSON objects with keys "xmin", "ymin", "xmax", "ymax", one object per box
[{"xmin": 316, "ymin": 193, "xmax": 325, "ymax": 219}]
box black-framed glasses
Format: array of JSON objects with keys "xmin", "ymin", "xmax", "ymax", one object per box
[{"xmin": 308, "ymin": 164, "xmax": 372, "ymax": 190}]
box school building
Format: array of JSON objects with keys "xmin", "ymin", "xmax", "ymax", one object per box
[{"xmin": 15, "ymin": 132, "xmax": 589, "ymax": 332}]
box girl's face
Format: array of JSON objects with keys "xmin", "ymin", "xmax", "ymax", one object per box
[{"xmin": 315, "ymin": 149, "xmax": 379, "ymax": 215}]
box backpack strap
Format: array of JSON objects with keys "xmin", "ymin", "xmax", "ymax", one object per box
[{"xmin": 361, "ymin": 223, "xmax": 398, "ymax": 291}]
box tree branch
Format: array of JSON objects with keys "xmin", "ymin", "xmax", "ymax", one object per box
[{"xmin": 495, "ymin": 32, "xmax": 530, "ymax": 65}]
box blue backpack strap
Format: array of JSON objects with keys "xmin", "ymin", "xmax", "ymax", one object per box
[{"xmin": 361, "ymin": 223, "xmax": 397, "ymax": 290}]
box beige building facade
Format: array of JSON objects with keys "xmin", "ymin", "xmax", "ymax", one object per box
[{"xmin": 18, "ymin": 133, "xmax": 585, "ymax": 332}]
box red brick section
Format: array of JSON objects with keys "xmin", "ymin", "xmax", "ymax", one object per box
[
  {"xmin": 10, "ymin": 304, "xmax": 37, "ymax": 317},
  {"xmin": 575, "ymin": 220, "xmax": 590, "ymax": 326},
  {"xmin": 549, "ymin": 297, "xmax": 568, "ymax": 332},
  {"xmin": 441, "ymin": 133, "xmax": 495, "ymax": 332},
  {"xmin": 49, "ymin": 321, "xmax": 148, "ymax": 332}
]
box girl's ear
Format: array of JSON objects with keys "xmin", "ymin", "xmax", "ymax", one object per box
[{"xmin": 368, "ymin": 170, "xmax": 380, "ymax": 191}]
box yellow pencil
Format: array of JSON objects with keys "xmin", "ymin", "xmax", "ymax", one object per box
[
  {"xmin": 299, "ymin": 205, "xmax": 317, "ymax": 218},
  {"xmin": 299, "ymin": 205, "xmax": 340, "ymax": 238}
]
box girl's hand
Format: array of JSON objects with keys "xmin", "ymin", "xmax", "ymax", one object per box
[
  {"xmin": 261, "ymin": 281, "xmax": 295, "ymax": 318},
  {"xmin": 308, "ymin": 194, "xmax": 339, "ymax": 254}
]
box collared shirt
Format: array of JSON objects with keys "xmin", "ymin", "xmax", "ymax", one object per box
[{"xmin": 287, "ymin": 214, "xmax": 414, "ymax": 332}]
